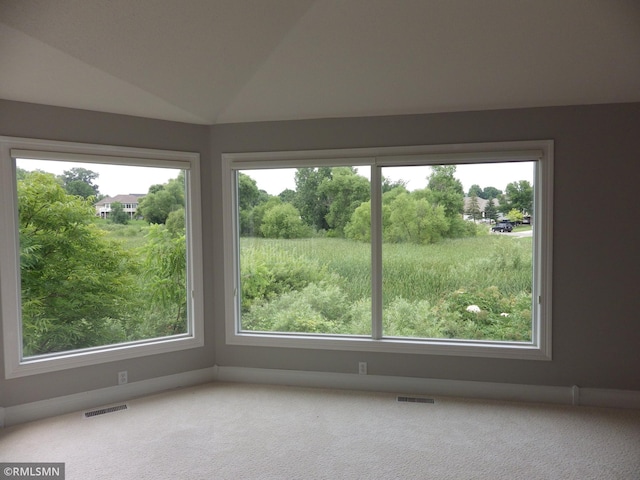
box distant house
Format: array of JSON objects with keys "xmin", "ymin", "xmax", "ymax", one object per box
[
  {"xmin": 94, "ymin": 194, "xmax": 145, "ymax": 219},
  {"xmin": 463, "ymin": 196, "xmax": 500, "ymax": 222}
]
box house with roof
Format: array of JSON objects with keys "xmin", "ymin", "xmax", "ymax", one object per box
[
  {"xmin": 463, "ymin": 196, "xmax": 501, "ymax": 223},
  {"xmin": 94, "ymin": 194, "xmax": 145, "ymax": 219}
]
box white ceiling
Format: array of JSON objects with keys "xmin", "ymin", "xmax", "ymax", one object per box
[{"xmin": 1, "ymin": 0, "xmax": 639, "ymax": 125}]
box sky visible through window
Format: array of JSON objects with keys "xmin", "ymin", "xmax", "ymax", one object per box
[
  {"xmin": 244, "ymin": 162, "xmax": 534, "ymax": 195},
  {"xmin": 16, "ymin": 159, "xmax": 533, "ymax": 201},
  {"xmin": 16, "ymin": 159, "xmax": 180, "ymax": 197}
]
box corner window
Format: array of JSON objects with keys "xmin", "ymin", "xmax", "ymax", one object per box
[
  {"xmin": 0, "ymin": 137, "xmax": 204, "ymax": 378},
  {"xmin": 223, "ymin": 141, "xmax": 552, "ymax": 360}
]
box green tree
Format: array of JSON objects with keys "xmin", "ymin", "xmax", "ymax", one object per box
[
  {"xmin": 166, "ymin": 208, "xmax": 185, "ymax": 236},
  {"xmin": 387, "ymin": 193, "xmax": 449, "ymax": 244},
  {"xmin": 344, "ymin": 200, "xmax": 371, "ymax": 242},
  {"xmin": 427, "ymin": 165, "xmax": 464, "ymax": 219},
  {"xmin": 260, "ymin": 203, "xmax": 310, "ymax": 239},
  {"xmin": 484, "ymin": 198, "xmax": 499, "ymax": 224},
  {"xmin": 139, "ymin": 225, "xmax": 187, "ymax": 335},
  {"xmin": 278, "ymin": 188, "xmax": 297, "ymax": 204},
  {"xmin": 345, "ymin": 186, "xmax": 409, "ymax": 243},
  {"xmin": 242, "ymin": 197, "xmax": 280, "ymax": 236},
  {"xmin": 383, "ymin": 185, "xmax": 409, "ymax": 203},
  {"xmin": 18, "ymin": 171, "xmax": 137, "ymax": 355},
  {"xmin": 319, "ymin": 167, "xmax": 370, "ymax": 236},
  {"xmin": 59, "ymin": 167, "xmax": 100, "ymax": 198},
  {"xmin": 238, "ymin": 173, "xmax": 271, "ymax": 235},
  {"xmin": 110, "ymin": 201, "xmax": 129, "ymax": 224},
  {"xmin": 504, "ymin": 180, "xmax": 533, "ymax": 214},
  {"xmin": 137, "ymin": 174, "xmax": 185, "ymax": 224},
  {"xmin": 294, "ymin": 167, "xmax": 332, "ymax": 231},
  {"xmin": 482, "ymin": 186, "xmax": 502, "ymax": 200},
  {"xmin": 506, "ymin": 208, "xmax": 524, "ymax": 224},
  {"xmin": 382, "ymin": 176, "xmax": 407, "ymax": 193},
  {"xmin": 465, "ymin": 193, "xmax": 482, "ymax": 222},
  {"xmin": 346, "ymin": 184, "xmax": 465, "ymax": 244},
  {"xmin": 238, "ymin": 173, "xmax": 267, "ymax": 210},
  {"xmin": 425, "ymin": 165, "xmax": 473, "ymax": 238},
  {"xmin": 16, "ymin": 167, "xmax": 29, "ymax": 181},
  {"xmin": 468, "ymin": 184, "xmax": 483, "ymax": 198}
]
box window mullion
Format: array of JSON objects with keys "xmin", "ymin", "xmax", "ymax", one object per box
[{"xmin": 371, "ymin": 163, "xmax": 383, "ymax": 340}]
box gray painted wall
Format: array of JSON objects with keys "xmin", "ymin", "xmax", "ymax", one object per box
[
  {"xmin": 1, "ymin": 100, "xmax": 639, "ymax": 408},
  {"xmin": 211, "ymin": 103, "xmax": 640, "ymax": 391}
]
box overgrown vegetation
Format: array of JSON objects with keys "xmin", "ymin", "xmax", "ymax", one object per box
[
  {"xmin": 236, "ymin": 164, "xmax": 534, "ymax": 342},
  {"xmin": 16, "ymin": 161, "xmax": 533, "ymax": 356},
  {"xmin": 17, "ymin": 169, "xmax": 187, "ymax": 356},
  {"xmin": 240, "ymin": 237, "xmax": 532, "ymax": 341}
]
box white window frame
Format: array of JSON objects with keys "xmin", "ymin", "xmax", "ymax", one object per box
[
  {"xmin": 0, "ymin": 136, "xmax": 204, "ymax": 379},
  {"xmin": 222, "ymin": 140, "xmax": 553, "ymax": 360}
]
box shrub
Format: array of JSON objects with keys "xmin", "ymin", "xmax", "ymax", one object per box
[
  {"xmin": 240, "ymin": 246, "xmax": 334, "ymax": 311},
  {"xmin": 382, "ymin": 297, "xmax": 443, "ymax": 338},
  {"xmin": 242, "ymin": 282, "xmax": 350, "ymax": 333},
  {"xmin": 344, "ymin": 201, "xmax": 371, "ymax": 242},
  {"xmin": 238, "ymin": 236, "xmax": 533, "ymax": 342},
  {"xmin": 166, "ymin": 208, "xmax": 185, "ymax": 235},
  {"xmin": 260, "ymin": 203, "xmax": 311, "ymax": 239}
]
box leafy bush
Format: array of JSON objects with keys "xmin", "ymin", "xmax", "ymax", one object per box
[
  {"xmin": 440, "ymin": 287, "xmax": 532, "ymax": 341},
  {"xmin": 110, "ymin": 201, "xmax": 129, "ymax": 224},
  {"xmin": 239, "ymin": 236, "xmax": 533, "ymax": 341},
  {"xmin": 18, "ymin": 172, "xmax": 139, "ymax": 355},
  {"xmin": 240, "ymin": 246, "xmax": 334, "ymax": 312},
  {"xmin": 139, "ymin": 225, "xmax": 188, "ymax": 335},
  {"xmin": 166, "ymin": 208, "xmax": 185, "ymax": 235},
  {"xmin": 346, "ymin": 191, "xmax": 477, "ymax": 245},
  {"xmin": 242, "ymin": 282, "xmax": 349, "ymax": 333},
  {"xmin": 387, "ymin": 194, "xmax": 450, "ymax": 244},
  {"xmin": 382, "ymin": 297, "xmax": 444, "ymax": 338},
  {"xmin": 260, "ymin": 203, "xmax": 311, "ymax": 239},
  {"xmin": 344, "ymin": 201, "xmax": 371, "ymax": 241}
]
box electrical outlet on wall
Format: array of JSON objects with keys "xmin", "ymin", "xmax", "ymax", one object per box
[
  {"xmin": 358, "ymin": 362, "xmax": 367, "ymax": 375},
  {"xmin": 118, "ymin": 371, "xmax": 128, "ymax": 385}
]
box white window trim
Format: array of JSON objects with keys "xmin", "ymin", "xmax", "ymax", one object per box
[
  {"xmin": 222, "ymin": 140, "xmax": 553, "ymax": 361},
  {"xmin": 0, "ymin": 136, "xmax": 204, "ymax": 379}
]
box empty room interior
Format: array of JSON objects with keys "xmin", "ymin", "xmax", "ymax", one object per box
[{"xmin": 1, "ymin": 1, "xmax": 639, "ymax": 479}]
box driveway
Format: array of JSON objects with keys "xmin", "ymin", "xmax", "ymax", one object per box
[{"xmin": 504, "ymin": 229, "xmax": 532, "ymax": 238}]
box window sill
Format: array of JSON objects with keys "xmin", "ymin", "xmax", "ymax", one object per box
[
  {"xmin": 226, "ymin": 331, "xmax": 551, "ymax": 361},
  {"xmin": 6, "ymin": 334, "xmax": 204, "ymax": 379}
]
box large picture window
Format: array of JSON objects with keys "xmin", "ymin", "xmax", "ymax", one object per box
[
  {"xmin": 0, "ymin": 137, "xmax": 204, "ymax": 378},
  {"xmin": 223, "ymin": 141, "xmax": 552, "ymax": 360}
]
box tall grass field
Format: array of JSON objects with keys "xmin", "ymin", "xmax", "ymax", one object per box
[
  {"xmin": 240, "ymin": 235, "xmax": 533, "ymax": 342},
  {"xmin": 95, "ymin": 219, "xmax": 152, "ymax": 249}
]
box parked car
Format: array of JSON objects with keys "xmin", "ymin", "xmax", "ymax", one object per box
[{"xmin": 491, "ymin": 222, "xmax": 513, "ymax": 233}]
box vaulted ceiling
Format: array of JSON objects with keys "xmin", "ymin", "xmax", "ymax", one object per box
[{"xmin": 1, "ymin": 0, "xmax": 639, "ymax": 125}]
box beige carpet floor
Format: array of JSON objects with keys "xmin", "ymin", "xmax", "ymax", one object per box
[{"xmin": 1, "ymin": 382, "xmax": 639, "ymax": 479}]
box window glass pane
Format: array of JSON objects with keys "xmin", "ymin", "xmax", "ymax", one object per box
[
  {"xmin": 237, "ymin": 167, "xmax": 371, "ymax": 335},
  {"xmin": 16, "ymin": 159, "xmax": 189, "ymax": 357},
  {"xmin": 380, "ymin": 162, "xmax": 534, "ymax": 342},
  {"xmin": 224, "ymin": 143, "xmax": 551, "ymax": 359}
]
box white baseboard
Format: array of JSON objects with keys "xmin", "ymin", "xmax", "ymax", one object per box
[
  {"xmin": 3, "ymin": 365, "xmax": 638, "ymax": 427},
  {"xmin": 214, "ymin": 366, "xmax": 640, "ymax": 410},
  {"xmin": 1, "ymin": 366, "xmax": 217, "ymax": 428}
]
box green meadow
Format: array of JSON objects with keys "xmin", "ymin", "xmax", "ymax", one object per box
[{"xmin": 240, "ymin": 235, "xmax": 533, "ymax": 342}]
